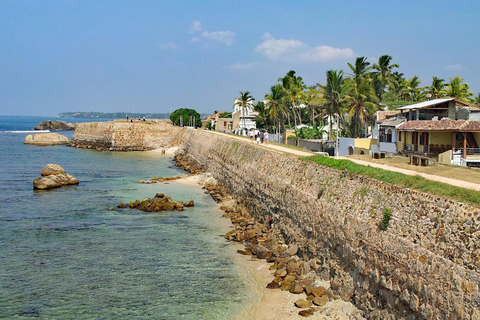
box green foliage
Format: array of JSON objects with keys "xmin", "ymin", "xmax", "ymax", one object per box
[
  {"xmin": 302, "ymin": 155, "xmax": 480, "ymax": 208},
  {"xmin": 379, "ymin": 208, "xmax": 392, "ymax": 230},
  {"xmin": 170, "ymin": 108, "xmax": 202, "ymax": 127},
  {"xmin": 294, "ymin": 126, "xmax": 326, "ymax": 139},
  {"xmin": 219, "ymin": 112, "xmax": 232, "ymax": 118}
]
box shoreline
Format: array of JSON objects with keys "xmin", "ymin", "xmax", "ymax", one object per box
[
  {"xmin": 174, "ymin": 173, "xmax": 363, "ymax": 320},
  {"xmin": 147, "ymin": 146, "xmax": 179, "ymax": 157}
]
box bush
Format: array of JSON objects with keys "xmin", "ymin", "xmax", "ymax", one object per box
[
  {"xmin": 379, "ymin": 208, "xmax": 392, "ymax": 230},
  {"xmin": 170, "ymin": 108, "xmax": 202, "ymax": 127}
]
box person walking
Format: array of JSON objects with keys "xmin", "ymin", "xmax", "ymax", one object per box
[{"xmin": 264, "ymin": 130, "xmax": 269, "ymax": 144}]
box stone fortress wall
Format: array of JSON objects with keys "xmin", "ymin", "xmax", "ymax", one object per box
[
  {"xmin": 71, "ymin": 121, "xmax": 184, "ymax": 151},
  {"xmin": 177, "ymin": 129, "xmax": 480, "ymax": 320}
]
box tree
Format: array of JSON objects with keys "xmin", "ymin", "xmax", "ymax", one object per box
[
  {"xmin": 234, "ymin": 91, "xmax": 255, "ymax": 133},
  {"xmin": 446, "ymin": 77, "xmax": 473, "ymax": 103},
  {"xmin": 318, "ymin": 70, "xmax": 349, "ymax": 139},
  {"xmin": 372, "ymin": 55, "xmax": 399, "ymax": 102},
  {"xmin": 302, "ymin": 85, "xmax": 323, "ymax": 127},
  {"xmin": 427, "ymin": 76, "xmax": 447, "ymax": 99},
  {"xmin": 265, "ymin": 84, "xmax": 288, "ymax": 142},
  {"xmin": 170, "ymin": 108, "xmax": 202, "ymax": 127},
  {"xmin": 402, "ymin": 76, "xmax": 424, "ymax": 101},
  {"xmin": 473, "ymin": 92, "xmax": 480, "ymax": 105},
  {"xmin": 347, "ymin": 57, "xmax": 379, "ymax": 138},
  {"xmin": 278, "ymin": 70, "xmax": 306, "ymax": 127},
  {"xmin": 253, "ymin": 101, "xmax": 270, "ymax": 129}
]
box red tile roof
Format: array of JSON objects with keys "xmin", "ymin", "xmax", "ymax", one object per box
[{"xmin": 397, "ymin": 119, "xmax": 480, "ymax": 132}]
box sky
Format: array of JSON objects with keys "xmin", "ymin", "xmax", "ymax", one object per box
[{"xmin": 0, "ymin": 0, "xmax": 479, "ymax": 116}]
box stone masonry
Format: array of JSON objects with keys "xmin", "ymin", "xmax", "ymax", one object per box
[
  {"xmin": 177, "ymin": 128, "xmax": 480, "ymax": 320},
  {"xmin": 71, "ymin": 121, "xmax": 184, "ymax": 151}
]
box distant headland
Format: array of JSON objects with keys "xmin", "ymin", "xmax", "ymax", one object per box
[{"xmin": 57, "ymin": 111, "xmax": 209, "ymax": 119}]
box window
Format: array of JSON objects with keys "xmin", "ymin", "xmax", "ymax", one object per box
[{"xmin": 386, "ymin": 129, "xmax": 392, "ymax": 143}]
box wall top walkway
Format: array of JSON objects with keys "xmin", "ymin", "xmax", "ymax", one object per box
[{"xmin": 203, "ymin": 130, "xmax": 480, "ymax": 192}]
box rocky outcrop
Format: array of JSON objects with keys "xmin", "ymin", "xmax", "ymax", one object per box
[
  {"xmin": 33, "ymin": 164, "xmax": 79, "ymax": 190},
  {"xmin": 24, "ymin": 133, "xmax": 70, "ymax": 146},
  {"xmin": 35, "ymin": 120, "xmax": 75, "ymax": 130},
  {"xmin": 118, "ymin": 193, "xmax": 194, "ymax": 212}
]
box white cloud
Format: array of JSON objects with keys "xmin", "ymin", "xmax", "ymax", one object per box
[
  {"xmin": 255, "ymin": 33, "xmax": 305, "ymax": 60},
  {"xmin": 191, "ymin": 21, "xmax": 202, "ymax": 33},
  {"xmin": 255, "ymin": 33, "xmax": 354, "ymax": 63},
  {"xmin": 159, "ymin": 43, "xmax": 178, "ymax": 50},
  {"xmin": 201, "ymin": 30, "xmax": 235, "ymax": 46},
  {"xmin": 445, "ymin": 64, "xmax": 464, "ymax": 71},
  {"xmin": 227, "ymin": 62, "xmax": 258, "ymax": 72},
  {"xmin": 189, "ymin": 21, "xmax": 234, "ymax": 46}
]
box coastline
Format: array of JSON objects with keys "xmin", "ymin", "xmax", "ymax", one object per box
[
  {"xmin": 174, "ymin": 173, "xmax": 363, "ymax": 320},
  {"xmin": 147, "ymin": 146, "xmax": 180, "ymax": 157}
]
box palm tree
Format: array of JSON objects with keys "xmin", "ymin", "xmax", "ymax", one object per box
[
  {"xmin": 473, "ymin": 93, "xmax": 480, "ymax": 105},
  {"xmin": 253, "ymin": 101, "xmax": 270, "ymax": 129},
  {"xmin": 372, "ymin": 55, "xmax": 399, "ymax": 102},
  {"xmin": 347, "ymin": 57, "xmax": 378, "ymax": 138},
  {"xmin": 402, "ymin": 76, "xmax": 424, "ymax": 101},
  {"xmin": 265, "ymin": 84, "xmax": 288, "ymax": 142},
  {"xmin": 383, "ymin": 71, "xmax": 406, "ymax": 103},
  {"xmin": 234, "ymin": 91, "xmax": 254, "ymax": 135},
  {"xmin": 302, "ymin": 85, "xmax": 323, "ymax": 127},
  {"xmin": 278, "ymin": 70, "xmax": 306, "ymax": 128},
  {"xmin": 318, "ymin": 70, "xmax": 349, "ymax": 139},
  {"xmin": 446, "ymin": 77, "xmax": 473, "ymax": 103},
  {"xmin": 426, "ymin": 76, "xmax": 447, "ymax": 99}
]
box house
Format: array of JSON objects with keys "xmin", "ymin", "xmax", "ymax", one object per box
[
  {"xmin": 214, "ymin": 112, "xmax": 234, "ymax": 133},
  {"xmin": 207, "ymin": 111, "xmax": 224, "ymax": 129},
  {"xmin": 395, "ymin": 98, "xmax": 480, "ymax": 167},
  {"xmin": 338, "ymin": 137, "xmax": 377, "ymax": 156},
  {"xmin": 372, "ymin": 111, "xmax": 405, "ymax": 154},
  {"xmin": 232, "ymin": 99, "xmax": 257, "ymax": 135}
]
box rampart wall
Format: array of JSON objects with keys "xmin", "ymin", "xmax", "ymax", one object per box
[
  {"xmin": 71, "ymin": 121, "xmax": 183, "ymax": 151},
  {"xmin": 178, "ymin": 129, "xmax": 480, "ymax": 320}
]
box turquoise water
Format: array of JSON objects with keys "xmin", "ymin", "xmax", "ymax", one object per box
[{"xmin": 0, "ymin": 117, "xmax": 248, "ymax": 319}]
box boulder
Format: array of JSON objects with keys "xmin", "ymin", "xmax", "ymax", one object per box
[
  {"xmin": 294, "ymin": 299, "xmax": 312, "ymax": 308},
  {"xmin": 311, "ymin": 286, "xmax": 327, "ymax": 297},
  {"xmin": 24, "ymin": 133, "xmax": 70, "ymax": 146},
  {"xmin": 33, "ymin": 164, "xmax": 78, "ymax": 190},
  {"xmin": 35, "ymin": 120, "xmax": 75, "ymax": 130},
  {"xmin": 41, "ymin": 163, "xmax": 65, "ymax": 176},
  {"xmin": 312, "ymin": 295, "xmax": 329, "ymax": 306}
]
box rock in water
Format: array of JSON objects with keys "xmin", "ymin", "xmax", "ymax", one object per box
[
  {"xmin": 41, "ymin": 163, "xmax": 65, "ymax": 176},
  {"xmin": 33, "ymin": 164, "xmax": 79, "ymax": 190},
  {"xmin": 34, "ymin": 120, "xmax": 75, "ymax": 130},
  {"xmin": 24, "ymin": 133, "xmax": 70, "ymax": 146}
]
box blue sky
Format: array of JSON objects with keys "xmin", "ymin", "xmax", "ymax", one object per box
[{"xmin": 1, "ymin": 0, "xmax": 479, "ymax": 116}]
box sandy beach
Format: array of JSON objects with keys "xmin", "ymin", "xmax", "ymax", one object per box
[
  {"xmin": 148, "ymin": 146, "xmax": 180, "ymax": 157},
  {"xmin": 174, "ymin": 173, "xmax": 363, "ymax": 320}
]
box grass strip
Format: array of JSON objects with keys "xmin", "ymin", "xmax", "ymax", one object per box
[{"xmin": 302, "ymin": 155, "xmax": 480, "ymax": 208}]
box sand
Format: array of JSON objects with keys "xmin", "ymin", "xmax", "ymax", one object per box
[
  {"xmin": 173, "ymin": 175, "xmax": 365, "ymax": 320},
  {"xmin": 232, "ymin": 252, "xmax": 363, "ymax": 320},
  {"xmin": 148, "ymin": 146, "xmax": 180, "ymax": 157}
]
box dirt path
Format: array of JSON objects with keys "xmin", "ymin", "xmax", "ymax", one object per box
[
  {"xmin": 336, "ymin": 156, "xmax": 480, "ymax": 192},
  {"xmin": 203, "ymin": 130, "xmax": 480, "ymax": 192}
]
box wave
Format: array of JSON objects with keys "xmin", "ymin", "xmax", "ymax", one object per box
[{"xmin": 2, "ymin": 130, "xmax": 50, "ymax": 133}]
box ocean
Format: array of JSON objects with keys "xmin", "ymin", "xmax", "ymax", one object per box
[{"xmin": 0, "ymin": 116, "xmax": 249, "ymax": 319}]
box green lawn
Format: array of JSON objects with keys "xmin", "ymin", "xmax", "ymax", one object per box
[{"xmin": 302, "ymin": 155, "xmax": 480, "ymax": 208}]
